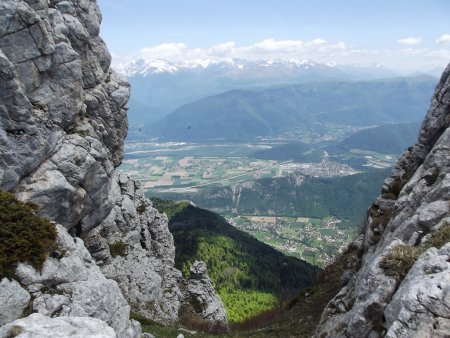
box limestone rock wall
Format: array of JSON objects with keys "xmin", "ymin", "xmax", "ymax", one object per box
[
  {"xmin": 85, "ymin": 173, "xmax": 184, "ymax": 323},
  {"xmin": 0, "ymin": 0, "xmax": 129, "ymax": 234},
  {"xmin": 315, "ymin": 63, "xmax": 450, "ymax": 337},
  {"xmin": 0, "ymin": 313, "xmax": 118, "ymax": 338},
  {"xmin": 0, "ymin": 0, "xmax": 228, "ymax": 335}
]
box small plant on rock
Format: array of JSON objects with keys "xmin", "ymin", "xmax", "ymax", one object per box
[{"xmin": 425, "ymin": 222, "xmax": 450, "ymax": 249}]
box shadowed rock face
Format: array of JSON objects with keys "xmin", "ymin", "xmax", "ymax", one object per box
[
  {"xmin": 0, "ymin": 0, "xmax": 228, "ymax": 335},
  {"xmin": 315, "ymin": 63, "xmax": 450, "ymax": 338}
]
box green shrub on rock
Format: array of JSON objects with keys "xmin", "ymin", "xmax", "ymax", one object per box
[
  {"xmin": 109, "ymin": 241, "xmax": 128, "ymax": 257},
  {"xmin": 0, "ymin": 191, "xmax": 57, "ymax": 278}
]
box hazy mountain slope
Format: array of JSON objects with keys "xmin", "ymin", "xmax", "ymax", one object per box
[
  {"xmin": 154, "ymin": 169, "xmax": 389, "ymax": 227},
  {"xmin": 145, "ymin": 76, "xmax": 436, "ymax": 142},
  {"xmin": 120, "ymin": 59, "xmax": 347, "ymax": 124},
  {"xmin": 334, "ymin": 122, "xmax": 421, "ymax": 154}
]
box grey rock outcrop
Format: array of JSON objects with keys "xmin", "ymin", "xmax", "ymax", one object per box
[
  {"xmin": 84, "ymin": 173, "xmax": 184, "ymax": 323},
  {"xmin": 0, "ymin": 0, "xmax": 226, "ymax": 334},
  {"xmin": 0, "ymin": 0, "xmax": 130, "ymax": 235},
  {"xmin": 0, "ymin": 313, "xmax": 117, "ymax": 338},
  {"xmin": 12, "ymin": 224, "xmax": 140, "ymax": 338},
  {"xmin": 184, "ymin": 261, "xmax": 228, "ymax": 328},
  {"xmin": 315, "ymin": 63, "xmax": 450, "ymax": 337},
  {"xmin": 384, "ymin": 242, "xmax": 450, "ymax": 338}
]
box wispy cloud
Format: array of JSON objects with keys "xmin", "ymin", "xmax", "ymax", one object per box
[
  {"xmin": 397, "ymin": 37, "xmax": 423, "ymax": 46},
  {"xmin": 436, "ymin": 34, "xmax": 450, "ymax": 44}
]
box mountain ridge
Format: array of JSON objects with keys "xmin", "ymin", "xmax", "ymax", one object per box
[{"xmin": 145, "ymin": 76, "xmax": 436, "ymax": 142}]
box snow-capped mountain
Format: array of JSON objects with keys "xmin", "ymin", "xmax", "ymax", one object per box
[
  {"xmin": 114, "ymin": 57, "xmax": 336, "ymax": 78},
  {"xmin": 115, "ymin": 59, "xmax": 180, "ymax": 76}
]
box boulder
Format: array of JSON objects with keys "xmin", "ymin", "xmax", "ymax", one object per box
[{"xmin": 0, "ymin": 279, "xmax": 30, "ymax": 326}]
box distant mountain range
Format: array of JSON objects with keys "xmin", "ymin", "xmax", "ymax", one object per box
[
  {"xmin": 118, "ymin": 58, "xmax": 350, "ymax": 125},
  {"xmin": 143, "ymin": 76, "xmax": 436, "ymax": 142},
  {"xmin": 117, "ymin": 58, "xmax": 343, "ymax": 78}
]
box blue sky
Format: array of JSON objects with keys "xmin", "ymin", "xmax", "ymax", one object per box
[{"xmin": 97, "ymin": 0, "xmax": 450, "ymax": 72}]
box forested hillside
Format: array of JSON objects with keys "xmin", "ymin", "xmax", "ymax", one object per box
[{"xmin": 151, "ymin": 199, "xmax": 318, "ymax": 324}]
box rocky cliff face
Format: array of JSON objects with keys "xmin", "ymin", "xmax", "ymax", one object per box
[
  {"xmin": 0, "ymin": 0, "xmax": 227, "ymax": 336},
  {"xmin": 315, "ymin": 64, "xmax": 450, "ymax": 337}
]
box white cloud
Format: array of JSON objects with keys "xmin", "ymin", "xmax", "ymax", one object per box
[
  {"xmin": 436, "ymin": 34, "xmax": 450, "ymax": 44},
  {"xmin": 397, "ymin": 37, "xmax": 423, "ymax": 46},
  {"xmin": 241, "ymin": 39, "xmax": 304, "ymax": 54},
  {"xmin": 210, "ymin": 42, "xmax": 236, "ymax": 56},
  {"xmin": 310, "ymin": 38, "xmax": 326, "ymax": 45},
  {"xmin": 138, "ymin": 42, "xmax": 188, "ymax": 61}
]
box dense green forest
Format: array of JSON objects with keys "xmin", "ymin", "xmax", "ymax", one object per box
[{"xmin": 151, "ymin": 199, "xmax": 318, "ymax": 323}]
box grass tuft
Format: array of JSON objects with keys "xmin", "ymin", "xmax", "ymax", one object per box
[
  {"xmin": 379, "ymin": 244, "xmax": 421, "ymax": 283},
  {"xmin": 380, "ymin": 223, "xmax": 450, "ymax": 283},
  {"xmin": 426, "ymin": 222, "xmax": 450, "ymax": 249}
]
